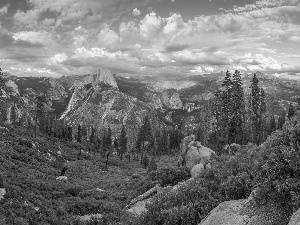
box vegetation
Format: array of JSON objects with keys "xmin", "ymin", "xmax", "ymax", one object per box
[{"xmin": 1, "ymin": 67, "xmax": 300, "ymax": 224}]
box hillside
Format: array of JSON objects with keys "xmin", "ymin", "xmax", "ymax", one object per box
[{"xmin": 0, "ymin": 123, "xmax": 185, "ymax": 224}]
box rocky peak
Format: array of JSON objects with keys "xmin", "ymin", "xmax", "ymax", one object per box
[{"xmin": 96, "ymin": 68, "xmax": 118, "ymax": 89}]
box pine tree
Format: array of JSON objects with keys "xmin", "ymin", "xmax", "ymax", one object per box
[
  {"xmin": 67, "ymin": 126, "xmax": 73, "ymax": 141},
  {"xmin": 35, "ymin": 94, "xmax": 48, "ymax": 137},
  {"xmin": 249, "ymin": 73, "xmax": 261, "ymax": 145},
  {"xmin": 287, "ymin": 103, "xmax": 295, "ymax": 119},
  {"xmin": 90, "ymin": 126, "xmax": 96, "ymax": 146},
  {"xmin": 119, "ymin": 124, "xmax": 127, "ymax": 160},
  {"xmin": 136, "ymin": 115, "xmax": 154, "ymax": 157},
  {"xmin": 77, "ymin": 124, "xmax": 82, "ymax": 143},
  {"xmin": 268, "ymin": 115, "xmax": 276, "ymax": 135},
  {"xmin": 258, "ymin": 88, "xmax": 267, "ymax": 143},
  {"xmin": 278, "ymin": 110, "xmax": 286, "ymax": 130},
  {"xmin": 10, "ymin": 103, "xmax": 17, "ymax": 124},
  {"xmin": 147, "ymin": 156, "xmax": 157, "ymax": 173},
  {"xmin": 105, "ymin": 127, "xmax": 112, "ymax": 151},
  {"xmin": 229, "ymin": 70, "xmax": 245, "ymax": 144}
]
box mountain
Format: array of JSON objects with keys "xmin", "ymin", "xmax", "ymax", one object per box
[{"xmin": 2, "ymin": 68, "xmax": 300, "ymax": 146}]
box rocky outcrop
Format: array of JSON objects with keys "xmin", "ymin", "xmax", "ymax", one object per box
[
  {"xmin": 0, "ymin": 188, "xmax": 6, "ymax": 201},
  {"xmin": 60, "ymin": 82, "xmax": 159, "ymax": 150},
  {"xmin": 160, "ymin": 89, "xmax": 183, "ymax": 109},
  {"xmin": 199, "ymin": 190, "xmax": 290, "ymax": 225},
  {"xmin": 96, "ymin": 68, "xmax": 118, "ymax": 89},
  {"xmin": 288, "ymin": 208, "xmax": 300, "ymax": 225},
  {"xmin": 127, "ymin": 184, "xmax": 162, "ymax": 215},
  {"xmin": 180, "ymin": 135, "xmax": 215, "ymax": 172}
]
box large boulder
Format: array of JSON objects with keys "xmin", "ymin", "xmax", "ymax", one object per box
[
  {"xmin": 180, "ymin": 135, "xmax": 215, "ymax": 172},
  {"xmin": 199, "ymin": 192, "xmax": 290, "ymax": 225},
  {"xmin": 190, "ymin": 163, "xmax": 205, "ymax": 178},
  {"xmin": 0, "ymin": 188, "xmax": 6, "ymax": 201},
  {"xmin": 288, "ymin": 208, "xmax": 300, "ymax": 225}
]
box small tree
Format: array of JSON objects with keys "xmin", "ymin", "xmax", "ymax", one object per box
[
  {"xmin": 0, "ymin": 173, "xmax": 4, "ymax": 188},
  {"xmin": 119, "ymin": 124, "xmax": 127, "ymax": 160},
  {"xmin": 287, "ymin": 103, "xmax": 295, "ymax": 120},
  {"xmin": 142, "ymin": 154, "xmax": 149, "ymax": 168},
  {"xmin": 104, "ymin": 127, "xmax": 112, "ymax": 170},
  {"xmin": 278, "ymin": 110, "xmax": 286, "ymax": 130},
  {"xmin": 147, "ymin": 156, "xmax": 157, "ymax": 173},
  {"xmin": 77, "ymin": 124, "xmax": 82, "ymax": 156},
  {"xmin": 136, "ymin": 115, "xmax": 154, "ymax": 159}
]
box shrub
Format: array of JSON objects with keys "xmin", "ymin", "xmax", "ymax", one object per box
[
  {"xmin": 149, "ymin": 167, "xmax": 190, "ymax": 187},
  {"xmin": 65, "ymin": 186, "xmax": 83, "ymax": 197}
]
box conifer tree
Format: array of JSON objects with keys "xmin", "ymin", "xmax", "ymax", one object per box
[
  {"xmin": 67, "ymin": 126, "xmax": 73, "ymax": 141},
  {"xmin": 229, "ymin": 70, "xmax": 245, "ymax": 144},
  {"xmin": 119, "ymin": 124, "xmax": 127, "ymax": 160},
  {"xmin": 147, "ymin": 156, "xmax": 157, "ymax": 173},
  {"xmin": 136, "ymin": 115, "xmax": 154, "ymax": 157},
  {"xmin": 104, "ymin": 127, "xmax": 112, "ymax": 170},
  {"xmin": 249, "ymin": 73, "xmax": 261, "ymax": 145},
  {"xmin": 268, "ymin": 115, "xmax": 277, "ymax": 135},
  {"xmin": 287, "ymin": 103, "xmax": 295, "ymax": 119},
  {"xmin": 77, "ymin": 124, "xmax": 82, "ymax": 143},
  {"xmin": 90, "ymin": 126, "xmax": 95, "ymax": 146},
  {"xmin": 278, "ymin": 110, "xmax": 286, "ymax": 130},
  {"xmin": 10, "ymin": 103, "xmax": 17, "ymax": 124},
  {"xmin": 35, "ymin": 94, "xmax": 48, "ymax": 137}
]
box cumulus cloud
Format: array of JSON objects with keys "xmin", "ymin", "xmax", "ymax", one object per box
[
  {"xmin": 139, "ymin": 12, "xmax": 162, "ymax": 38},
  {"xmin": 2, "ymin": 0, "xmax": 299, "ymax": 77},
  {"xmin": 0, "ymin": 5, "xmax": 9, "ymax": 15},
  {"xmin": 133, "ymin": 8, "xmax": 141, "ymax": 16}
]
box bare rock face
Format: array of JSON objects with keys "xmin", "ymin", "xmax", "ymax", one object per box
[
  {"xmin": 160, "ymin": 89, "xmax": 183, "ymax": 109},
  {"xmin": 0, "ymin": 188, "xmax": 6, "ymax": 201},
  {"xmin": 190, "ymin": 163, "xmax": 205, "ymax": 179},
  {"xmin": 60, "ymin": 82, "xmax": 159, "ymax": 150},
  {"xmin": 199, "ymin": 192, "xmax": 290, "ymax": 225},
  {"xmin": 96, "ymin": 67, "xmax": 118, "ymax": 89},
  {"xmin": 288, "ymin": 208, "xmax": 300, "ymax": 225},
  {"xmin": 180, "ymin": 135, "xmax": 215, "ymax": 172}
]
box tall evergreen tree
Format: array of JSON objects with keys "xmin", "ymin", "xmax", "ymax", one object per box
[
  {"xmin": 119, "ymin": 124, "xmax": 127, "ymax": 160},
  {"xmin": 67, "ymin": 126, "xmax": 73, "ymax": 141},
  {"xmin": 278, "ymin": 110, "xmax": 286, "ymax": 130},
  {"xmin": 249, "ymin": 73, "xmax": 261, "ymax": 145},
  {"xmin": 287, "ymin": 103, "xmax": 295, "ymax": 119},
  {"xmin": 268, "ymin": 115, "xmax": 277, "ymax": 135},
  {"xmin": 229, "ymin": 70, "xmax": 245, "ymax": 144},
  {"xmin": 77, "ymin": 124, "xmax": 82, "ymax": 143},
  {"xmin": 136, "ymin": 115, "xmax": 154, "ymax": 156},
  {"xmin": 10, "ymin": 103, "xmax": 17, "ymax": 124},
  {"xmin": 35, "ymin": 94, "xmax": 48, "ymax": 137}
]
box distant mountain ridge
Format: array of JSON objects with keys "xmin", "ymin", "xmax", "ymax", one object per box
[{"xmin": 2, "ymin": 68, "xmax": 300, "ymax": 148}]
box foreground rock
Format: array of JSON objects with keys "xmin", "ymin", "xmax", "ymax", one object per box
[
  {"xmin": 78, "ymin": 214, "xmax": 103, "ymax": 224},
  {"xmin": 199, "ymin": 192, "xmax": 290, "ymax": 225},
  {"xmin": 127, "ymin": 179, "xmax": 194, "ymax": 215},
  {"xmin": 126, "ymin": 184, "xmax": 161, "ymax": 215},
  {"xmin": 56, "ymin": 176, "xmax": 68, "ymax": 180},
  {"xmin": 0, "ymin": 188, "xmax": 6, "ymax": 201},
  {"xmin": 288, "ymin": 208, "xmax": 300, "ymax": 225}
]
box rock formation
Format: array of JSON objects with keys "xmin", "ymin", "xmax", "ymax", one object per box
[
  {"xmin": 180, "ymin": 135, "xmax": 215, "ymax": 173},
  {"xmin": 199, "ymin": 189, "xmax": 290, "ymax": 225},
  {"xmin": 288, "ymin": 208, "xmax": 300, "ymax": 225},
  {"xmin": 96, "ymin": 67, "xmax": 118, "ymax": 89}
]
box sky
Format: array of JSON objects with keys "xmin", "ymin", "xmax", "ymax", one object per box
[{"xmin": 0, "ymin": 0, "xmax": 299, "ymax": 78}]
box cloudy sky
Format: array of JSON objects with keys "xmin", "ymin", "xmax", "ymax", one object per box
[{"xmin": 0, "ymin": 0, "xmax": 299, "ymax": 77}]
